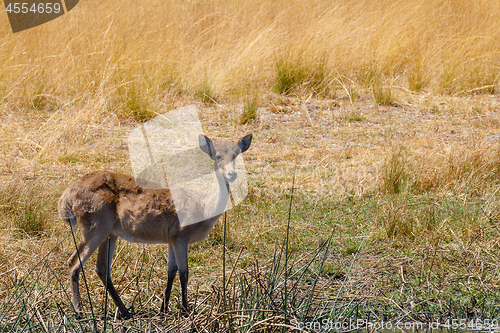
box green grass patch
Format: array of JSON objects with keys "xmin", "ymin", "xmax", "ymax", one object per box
[
  {"xmin": 115, "ymin": 84, "xmax": 157, "ymax": 122},
  {"xmin": 373, "ymin": 82, "xmax": 395, "ymax": 106},
  {"xmin": 274, "ymin": 56, "xmax": 329, "ymax": 95},
  {"xmin": 239, "ymin": 95, "xmax": 258, "ymax": 124},
  {"xmin": 194, "ymin": 80, "xmax": 218, "ymax": 104},
  {"xmin": 0, "ymin": 179, "xmax": 58, "ymax": 237},
  {"xmin": 340, "ymin": 110, "xmax": 365, "ymax": 123},
  {"xmin": 1, "ymin": 182, "xmax": 499, "ymax": 330}
]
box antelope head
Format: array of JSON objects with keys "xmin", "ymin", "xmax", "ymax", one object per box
[{"xmin": 198, "ymin": 134, "xmax": 252, "ymax": 183}]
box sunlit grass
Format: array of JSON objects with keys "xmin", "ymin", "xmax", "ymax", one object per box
[
  {"xmin": 1, "ymin": 0, "xmax": 499, "ymax": 111},
  {"xmin": 1, "ymin": 0, "xmax": 500, "ymax": 330}
]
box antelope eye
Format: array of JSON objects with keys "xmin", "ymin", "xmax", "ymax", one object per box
[{"xmin": 216, "ymin": 155, "xmax": 223, "ymax": 161}]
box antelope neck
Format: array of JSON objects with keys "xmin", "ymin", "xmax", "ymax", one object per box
[{"xmin": 203, "ymin": 169, "xmax": 230, "ymax": 220}]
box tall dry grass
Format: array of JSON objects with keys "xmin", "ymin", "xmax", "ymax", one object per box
[
  {"xmin": 0, "ymin": 0, "xmax": 499, "ymax": 113},
  {"xmin": 379, "ymin": 143, "xmax": 500, "ymax": 195}
]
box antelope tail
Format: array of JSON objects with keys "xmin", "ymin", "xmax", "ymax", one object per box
[{"xmin": 58, "ymin": 191, "xmax": 77, "ymax": 230}]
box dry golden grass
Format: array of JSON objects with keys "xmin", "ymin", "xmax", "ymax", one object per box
[
  {"xmin": 0, "ymin": 92, "xmax": 499, "ymax": 328},
  {"xmin": 0, "ymin": 0, "xmax": 500, "ymax": 108},
  {"xmin": 1, "ymin": 0, "xmax": 500, "ymax": 329}
]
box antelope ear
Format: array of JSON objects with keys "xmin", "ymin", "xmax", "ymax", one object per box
[
  {"xmin": 199, "ymin": 134, "xmax": 216, "ymax": 160},
  {"xmin": 237, "ymin": 134, "xmax": 252, "ymax": 154}
]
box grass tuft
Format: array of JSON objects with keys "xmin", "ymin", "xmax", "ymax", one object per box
[
  {"xmin": 408, "ymin": 64, "xmax": 427, "ymax": 92},
  {"xmin": 379, "ymin": 144, "xmax": 500, "ymax": 195},
  {"xmin": 340, "ymin": 110, "xmax": 365, "ymax": 123},
  {"xmin": 239, "ymin": 96, "xmax": 258, "ymax": 124},
  {"xmin": 274, "ymin": 56, "xmax": 328, "ymax": 95},
  {"xmin": 115, "ymin": 84, "xmax": 157, "ymax": 122},
  {"xmin": 373, "ymin": 81, "xmax": 395, "ymax": 106},
  {"xmin": 439, "ymin": 64, "xmax": 458, "ymax": 94},
  {"xmin": 195, "ymin": 81, "xmax": 218, "ymax": 104},
  {"xmin": 0, "ymin": 179, "xmax": 56, "ymax": 237},
  {"xmin": 380, "ymin": 147, "xmax": 408, "ymax": 194}
]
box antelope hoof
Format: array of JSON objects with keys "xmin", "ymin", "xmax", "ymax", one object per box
[
  {"xmin": 74, "ymin": 311, "xmax": 83, "ymax": 321},
  {"xmin": 181, "ymin": 308, "xmax": 190, "ymax": 318},
  {"xmin": 118, "ymin": 308, "xmax": 133, "ymax": 320}
]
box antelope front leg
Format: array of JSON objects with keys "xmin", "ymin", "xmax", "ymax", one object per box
[
  {"xmin": 172, "ymin": 240, "xmax": 190, "ymax": 317},
  {"xmin": 160, "ymin": 243, "xmax": 177, "ymax": 314},
  {"xmin": 96, "ymin": 236, "xmax": 132, "ymax": 319}
]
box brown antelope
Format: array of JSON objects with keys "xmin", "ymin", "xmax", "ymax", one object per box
[{"xmin": 58, "ymin": 134, "xmax": 252, "ymax": 319}]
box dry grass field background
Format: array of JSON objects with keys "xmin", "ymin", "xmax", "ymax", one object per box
[{"xmin": 0, "ymin": 0, "xmax": 500, "ymax": 331}]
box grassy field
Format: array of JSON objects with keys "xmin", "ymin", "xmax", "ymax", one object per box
[
  {"xmin": 1, "ymin": 0, "xmax": 500, "ymax": 331},
  {"xmin": 1, "ymin": 0, "xmax": 500, "ymax": 104}
]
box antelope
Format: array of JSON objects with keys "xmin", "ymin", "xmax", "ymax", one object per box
[{"xmin": 58, "ymin": 134, "xmax": 252, "ymax": 319}]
